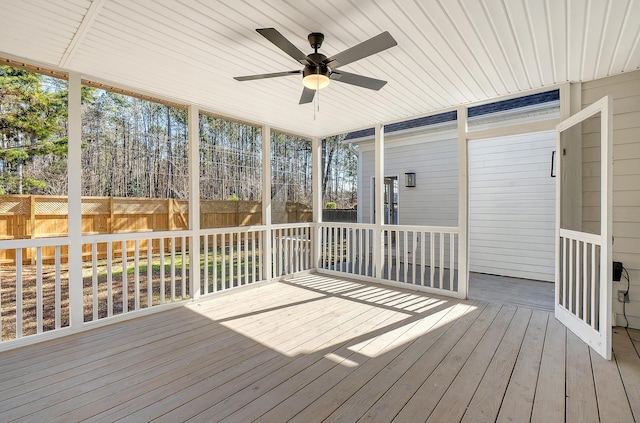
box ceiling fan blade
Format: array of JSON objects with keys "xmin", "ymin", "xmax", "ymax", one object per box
[
  {"xmin": 299, "ymin": 87, "xmax": 315, "ymax": 104},
  {"xmin": 325, "ymin": 31, "xmax": 397, "ymax": 69},
  {"xmin": 330, "ymin": 70, "xmax": 387, "ymax": 90},
  {"xmin": 256, "ymin": 28, "xmax": 312, "ymax": 65},
  {"xmin": 234, "ymin": 70, "xmax": 301, "ymax": 81}
]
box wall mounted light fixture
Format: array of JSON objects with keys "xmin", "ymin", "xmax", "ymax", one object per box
[{"xmin": 405, "ymin": 172, "xmax": 416, "ymax": 187}]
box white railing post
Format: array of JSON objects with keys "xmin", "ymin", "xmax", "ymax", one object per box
[
  {"xmin": 312, "ymin": 136, "xmax": 322, "ymax": 270},
  {"xmin": 374, "ymin": 124, "xmax": 385, "ymax": 278},
  {"xmin": 188, "ymin": 105, "xmax": 200, "ymax": 300},
  {"xmin": 262, "ymin": 125, "xmax": 272, "ymax": 282},
  {"xmin": 457, "ymin": 106, "xmax": 469, "ymax": 299},
  {"xmin": 67, "ymin": 71, "xmax": 84, "ymax": 328}
]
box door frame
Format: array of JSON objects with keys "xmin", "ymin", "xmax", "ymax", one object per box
[{"xmin": 555, "ymin": 95, "xmax": 613, "ymax": 360}]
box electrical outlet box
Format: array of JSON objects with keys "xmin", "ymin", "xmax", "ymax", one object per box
[
  {"xmin": 618, "ymin": 290, "xmax": 630, "ymax": 303},
  {"xmin": 613, "ymin": 261, "xmax": 623, "ymax": 281}
]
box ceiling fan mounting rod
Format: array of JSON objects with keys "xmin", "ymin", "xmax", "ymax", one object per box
[{"xmin": 308, "ymin": 32, "xmax": 324, "ymax": 53}]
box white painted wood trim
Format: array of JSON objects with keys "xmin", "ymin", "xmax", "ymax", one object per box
[
  {"xmin": 559, "ymin": 228, "xmax": 602, "ymax": 245},
  {"xmin": 262, "ymin": 125, "xmax": 272, "ymax": 282},
  {"xmin": 58, "ymin": 0, "xmax": 106, "ymax": 68},
  {"xmin": 374, "ymin": 124, "xmax": 385, "ymax": 278},
  {"xmin": 188, "ymin": 105, "xmax": 200, "ymax": 300},
  {"xmin": 67, "ymin": 72, "xmax": 83, "ymax": 328},
  {"xmin": 465, "ymin": 118, "xmax": 559, "ymax": 141},
  {"xmin": 557, "ymin": 96, "xmax": 609, "ymax": 132},
  {"xmin": 312, "ymin": 136, "xmax": 321, "ymax": 270},
  {"xmin": 200, "ymin": 225, "xmax": 267, "ymax": 235},
  {"xmin": 357, "ymin": 148, "xmax": 363, "ymax": 223},
  {"xmin": 555, "ymin": 95, "xmax": 612, "ymax": 360},
  {"xmin": 602, "ymin": 95, "xmax": 613, "ymax": 356},
  {"xmin": 457, "ymin": 106, "xmax": 469, "ymax": 299}
]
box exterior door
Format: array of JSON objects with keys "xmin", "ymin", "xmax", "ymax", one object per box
[{"xmin": 555, "ymin": 96, "xmax": 612, "ymax": 360}]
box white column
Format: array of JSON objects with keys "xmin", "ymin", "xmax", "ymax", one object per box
[
  {"xmin": 188, "ymin": 105, "xmax": 200, "ymax": 300},
  {"xmin": 374, "ymin": 124, "xmax": 384, "ymax": 278},
  {"xmin": 457, "ymin": 106, "xmax": 469, "ymax": 299},
  {"xmin": 262, "ymin": 125, "xmax": 272, "ymax": 281},
  {"xmin": 67, "ymin": 72, "xmax": 83, "ymax": 327},
  {"xmin": 312, "ymin": 136, "xmax": 321, "ymax": 269}
]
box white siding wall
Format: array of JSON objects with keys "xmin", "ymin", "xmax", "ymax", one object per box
[
  {"xmin": 359, "ymin": 132, "xmax": 458, "ymax": 226},
  {"xmin": 468, "ymin": 132, "xmax": 556, "ymax": 282},
  {"xmin": 581, "ymin": 70, "xmax": 640, "ymax": 328}
]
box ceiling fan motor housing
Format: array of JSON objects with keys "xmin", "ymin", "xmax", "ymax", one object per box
[
  {"xmin": 308, "ymin": 32, "xmax": 324, "ymax": 50},
  {"xmin": 304, "ymin": 52, "xmax": 331, "ymax": 80}
]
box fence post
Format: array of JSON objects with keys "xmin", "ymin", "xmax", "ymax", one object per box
[
  {"xmin": 108, "ymin": 197, "xmax": 114, "ymax": 233},
  {"xmin": 168, "ymin": 198, "xmax": 174, "ymax": 231}
]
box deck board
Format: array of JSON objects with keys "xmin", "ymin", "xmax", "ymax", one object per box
[{"xmin": 0, "ymin": 273, "xmax": 637, "ymax": 422}]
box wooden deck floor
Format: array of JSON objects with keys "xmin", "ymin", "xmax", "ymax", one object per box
[
  {"xmin": 468, "ymin": 272, "xmax": 555, "ymax": 312},
  {"xmin": 1, "ymin": 273, "xmax": 638, "ymax": 422}
]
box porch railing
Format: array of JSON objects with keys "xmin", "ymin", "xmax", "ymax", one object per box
[
  {"xmin": 271, "ymin": 223, "xmax": 313, "ymax": 278},
  {"xmin": 0, "ymin": 237, "xmax": 70, "ymax": 342},
  {"xmin": 318, "ymin": 223, "xmax": 459, "ymax": 296},
  {"xmin": 559, "ymin": 229, "xmax": 602, "ymax": 330},
  {"xmin": 82, "ymin": 230, "xmax": 192, "ymax": 323},
  {"xmin": 0, "ymin": 221, "xmax": 460, "ymax": 346},
  {"xmin": 200, "ymin": 226, "xmax": 267, "ymax": 295}
]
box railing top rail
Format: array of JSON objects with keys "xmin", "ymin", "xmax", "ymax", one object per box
[
  {"xmin": 319, "ymin": 222, "xmax": 377, "ymax": 230},
  {"xmin": 271, "ymin": 222, "xmax": 315, "ymax": 229},
  {"xmin": 82, "ymin": 230, "xmax": 193, "ymax": 243},
  {"xmin": 559, "ymin": 228, "xmax": 602, "ymax": 245},
  {"xmin": 319, "ymin": 222, "xmax": 458, "ymax": 233},
  {"xmin": 0, "ymin": 236, "xmax": 70, "ymax": 249},
  {"xmin": 199, "ymin": 225, "xmax": 267, "ymax": 235},
  {"xmin": 388, "ymin": 224, "xmax": 459, "ymax": 233}
]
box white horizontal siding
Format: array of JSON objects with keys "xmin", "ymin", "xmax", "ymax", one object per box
[
  {"xmin": 582, "ymin": 70, "xmax": 640, "ymax": 328},
  {"xmin": 359, "ymin": 131, "xmax": 458, "ymax": 226},
  {"xmin": 469, "ymin": 131, "xmax": 556, "ymax": 282}
]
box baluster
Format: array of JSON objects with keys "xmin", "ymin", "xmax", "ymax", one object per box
[
  {"xmin": 92, "ymin": 243, "xmax": 98, "ymax": 320},
  {"xmin": 134, "ymin": 240, "xmax": 140, "ymax": 310},
  {"xmin": 107, "ymin": 241, "xmax": 113, "ymax": 315},
  {"xmin": 203, "ymin": 235, "xmax": 209, "ymax": 294},
  {"xmin": 450, "ymin": 233, "xmax": 455, "ymax": 291},
  {"xmin": 55, "ymin": 245, "xmax": 61, "ymax": 328},
  {"xmin": 213, "ymin": 234, "xmax": 218, "ymax": 291},
  {"xmin": 36, "ymin": 247, "xmax": 42, "ymax": 333},
  {"xmin": 170, "ymin": 237, "xmax": 176, "ymax": 302},
  {"xmin": 181, "ymin": 236, "xmax": 187, "ymax": 298},
  {"xmin": 147, "ymin": 238, "xmax": 152, "ymax": 307},
  {"xmin": 439, "ymin": 231, "xmax": 445, "ymax": 289},
  {"xmin": 16, "ymin": 248, "xmax": 22, "ymax": 338}
]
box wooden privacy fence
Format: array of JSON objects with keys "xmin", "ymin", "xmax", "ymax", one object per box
[{"xmin": 0, "ymin": 195, "xmax": 312, "ymax": 264}]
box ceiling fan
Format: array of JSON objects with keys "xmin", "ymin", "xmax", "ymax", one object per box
[{"xmin": 234, "ymin": 28, "xmax": 397, "ymax": 104}]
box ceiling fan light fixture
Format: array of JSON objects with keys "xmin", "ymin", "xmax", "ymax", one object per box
[{"xmin": 302, "ymin": 66, "xmax": 330, "ymax": 90}]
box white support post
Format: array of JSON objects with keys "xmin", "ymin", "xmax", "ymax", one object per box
[
  {"xmin": 602, "ymin": 95, "xmax": 613, "ymax": 353},
  {"xmin": 457, "ymin": 106, "xmax": 469, "ymax": 299},
  {"xmin": 188, "ymin": 105, "xmax": 200, "ymax": 300},
  {"xmin": 312, "ymin": 136, "xmax": 322, "ymax": 270},
  {"xmin": 374, "ymin": 124, "xmax": 384, "ymax": 279},
  {"xmin": 67, "ymin": 72, "xmax": 83, "ymax": 327},
  {"xmin": 262, "ymin": 125, "xmax": 272, "ymax": 282}
]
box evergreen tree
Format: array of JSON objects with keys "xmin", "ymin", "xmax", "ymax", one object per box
[{"xmin": 0, "ymin": 66, "xmax": 68, "ymax": 194}]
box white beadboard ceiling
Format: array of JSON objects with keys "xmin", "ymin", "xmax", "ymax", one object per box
[{"xmin": 1, "ymin": 0, "xmax": 639, "ymax": 138}]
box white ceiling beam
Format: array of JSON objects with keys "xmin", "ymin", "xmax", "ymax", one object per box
[{"xmin": 58, "ymin": 0, "xmax": 106, "ymax": 68}]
